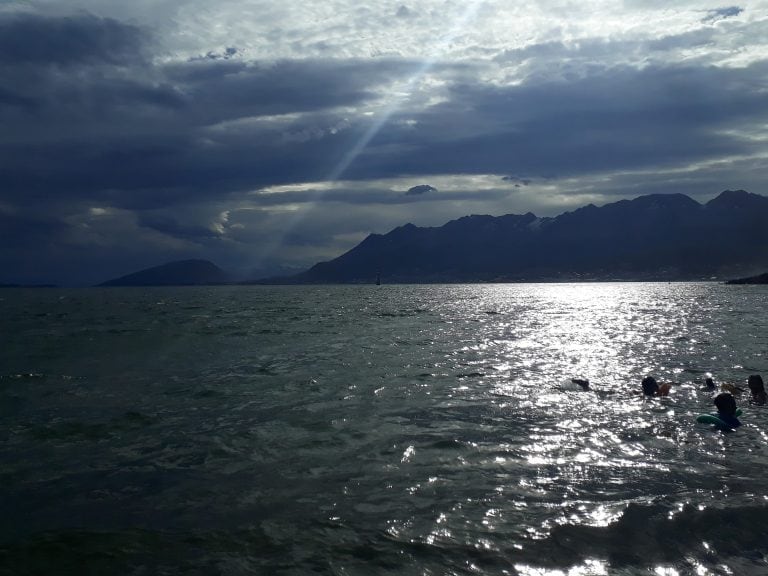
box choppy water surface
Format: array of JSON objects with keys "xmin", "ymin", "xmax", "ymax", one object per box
[{"xmin": 2, "ymin": 283, "xmax": 768, "ymax": 575}]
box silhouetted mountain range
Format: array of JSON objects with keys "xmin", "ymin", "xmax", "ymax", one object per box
[
  {"xmin": 726, "ymin": 272, "xmax": 768, "ymax": 284},
  {"xmin": 276, "ymin": 190, "xmax": 768, "ymax": 283},
  {"xmin": 99, "ymin": 259, "xmax": 230, "ymax": 286}
]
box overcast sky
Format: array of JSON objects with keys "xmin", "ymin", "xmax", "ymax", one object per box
[{"xmin": 2, "ymin": 1, "xmax": 768, "ymax": 284}]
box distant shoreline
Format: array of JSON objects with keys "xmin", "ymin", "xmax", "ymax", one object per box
[
  {"xmin": 0, "ymin": 284, "xmax": 58, "ymax": 289},
  {"xmin": 4, "ymin": 279, "xmax": 753, "ymax": 289}
]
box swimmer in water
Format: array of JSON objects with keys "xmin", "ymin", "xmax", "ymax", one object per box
[
  {"xmin": 568, "ymin": 377, "xmax": 617, "ymax": 398},
  {"xmin": 571, "ymin": 378, "xmax": 590, "ymax": 391},
  {"xmin": 704, "ymin": 377, "xmax": 716, "ymax": 391},
  {"xmin": 747, "ymin": 374, "xmax": 766, "ymax": 406},
  {"xmin": 711, "ymin": 392, "xmax": 742, "ymax": 430},
  {"xmin": 641, "ymin": 376, "xmax": 671, "ymax": 397}
]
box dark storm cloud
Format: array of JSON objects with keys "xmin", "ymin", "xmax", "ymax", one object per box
[
  {"xmin": 405, "ymin": 184, "xmax": 436, "ymax": 196},
  {"xmin": 196, "ymin": 47, "xmax": 241, "ymax": 61},
  {"xmin": 0, "ymin": 207, "xmax": 67, "ymax": 246},
  {"xmin": 6, "ymin": 12, "xmax": 764, "ymax": 213},
  {"xmin": 163, "ymin": 57, "xmax": 416, "ymax": 119},
  {"xmin": 342, "ymin": 61, "xmax": 768, "ymax": 180},
  {"xmin": 502, "ymin": 176, "xmax": 531, "ymax": 186},
  {"xmin": 702, "ymin": 6, "xmax": 743, "ymax": 23},
  {"xmin": 0, "ymin": 13, "xmax": 180, "ymax": 144},
  {"xmin": 0, "ymin": 11, "xmax": 420, "ymax": 210},
  {"xmin": 137, "ymin": 213, "xmax": 223, "ymax": 241},
  {"xmin": 0, "ymin": 206, "xmax": 97, "ymax": 285},
  {"xmin": 0, "ymin": 86, "xmax": 36, "ymax": 109},
  {"xmin": 0, "ymin": 12, "xmax": 146, "ymax": 66}
]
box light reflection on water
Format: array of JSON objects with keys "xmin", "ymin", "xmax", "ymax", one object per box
[{"xmin": 1, "ymin": 283, "xmax": 768, "ymax": 575}]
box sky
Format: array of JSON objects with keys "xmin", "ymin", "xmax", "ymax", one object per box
[{"xmin": 2, "ymin": 1, "xmax": 768, "ymax": 285}]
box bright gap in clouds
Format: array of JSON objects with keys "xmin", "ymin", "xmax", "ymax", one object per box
[
  {"xmin": 249, "ymin": 0, "xmax": 485, "ymax": 269},
  {"xmin": 146, "ymin": 1, "xmax": 756, "ymax": 64},
  {"xmin": 327, "ymin": 0, "xmax": 484, "ymax": 180}
]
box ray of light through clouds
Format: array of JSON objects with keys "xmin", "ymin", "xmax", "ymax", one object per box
[{"xmin": 2, "ymin": 0, "xmax": 768, "ymax": 284}]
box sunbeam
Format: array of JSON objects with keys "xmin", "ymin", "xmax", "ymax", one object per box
[
  {"xmin": 245, "ymin": 1, "xmax": 485, "ymax": 270},
  {"xmin": 327, "ymin": 0, "xmax": 484, "ymax": 182}
]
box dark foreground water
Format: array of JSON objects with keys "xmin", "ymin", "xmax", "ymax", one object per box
[{"xmin": 1, "ymin": 283, "xmax": 768, "ymax": 575}]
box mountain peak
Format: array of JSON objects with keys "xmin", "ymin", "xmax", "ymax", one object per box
[
  {"xmin": 706, "ymin": 189, "xmax": 760, "ymax": 208},
  {"xmin": 630, "ymin": 193, "xmax": 701, "ymax": 209},
  {"xmin": 99, "ymin": 259, "xmax": 230, "ymax": 286}
]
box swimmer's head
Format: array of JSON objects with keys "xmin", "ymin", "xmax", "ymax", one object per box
[
  {"xmin": 641, "ymin": 376, "xmax": 659, "ymax": 396},
  {"xmin": 714, "ymin": 392, "xmax": 737, "ymax": 416},
  {"xmin": 747, "ymin": 374, "xmax": 765, "ymax": 394},
  {"xmin": 704, "ymin": 377, "xmax": 715, "ymax": 389},
  {"xmin": 571, "ymin": 378, "xmax": 590, "ymax": 390}
]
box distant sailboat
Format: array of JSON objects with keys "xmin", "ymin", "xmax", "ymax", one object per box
[{"xmin": 376, "ymin": 271, "xmax": 381, "ymax": 285}]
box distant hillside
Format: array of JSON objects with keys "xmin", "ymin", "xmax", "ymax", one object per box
[
  {"xmin": 276, "ymin": 189, "xmax": 768, "ymax": 283},
  {"xmin": 99, "ymin": 259, "xmax": 230, "ymax": 286},
  {"xmin": 726, "ymin": 272, "xmax": 768, "ymax": 284}
]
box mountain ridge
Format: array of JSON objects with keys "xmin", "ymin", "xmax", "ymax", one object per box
[
  {"xmin": 99, "ymin": 259, "xmax": 231, "ymax": 287},
  {"xmin": 270, "ymin": 190, "xmax": 768, "ymax": 284}
]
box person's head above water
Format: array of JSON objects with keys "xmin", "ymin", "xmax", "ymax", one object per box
[
  {"xmin": 641, "ymin": 376, "xmax": 659, "ymax": 396},
  {"xmin": 748, "ymin": 374, "xmax": 765, "ymax": 394},
  {"xmin": 571, "ymin": 378, "xmax": 590, "ymax": 390},
  {"xmin": 747, "ymin": 374, "xmax": 766, "ymax": 405},
  {"xmin": 704, "ymin": 377, "xmax": 715, "ymax": 389},
  {"xmin": 714, "ymin": 392, "xmax": 737, "ymax": 416}
]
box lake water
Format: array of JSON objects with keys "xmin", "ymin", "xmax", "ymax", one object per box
[{"xmin": 1, "ymin": 283, "xmax": 768, "ymax": 575}]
